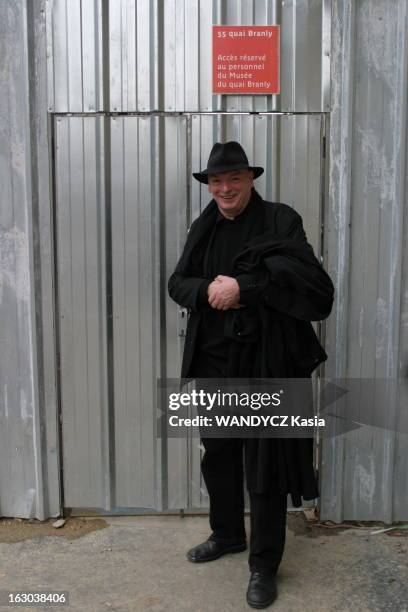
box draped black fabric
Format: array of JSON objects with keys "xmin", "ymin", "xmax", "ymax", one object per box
[{"xmin": 168, "ymin": 189, "xmax": 335, "ymax": 506}]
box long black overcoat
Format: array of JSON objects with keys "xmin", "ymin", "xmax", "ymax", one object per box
[{"xmin": 168, "ymin": 189, "xmax": 334, "ymax": 506}]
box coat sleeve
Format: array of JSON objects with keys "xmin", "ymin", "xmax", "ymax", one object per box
[
  {"xmin": 167, "ymin": 220, "xmax": 211, "ymax": 310},
  {"xmin": 168, "ymin": 268, "xmax": 210, "ymax": 310},
  {"xmin": 236, "ymin": 209, "xmax": 334, "ymax": 321}
]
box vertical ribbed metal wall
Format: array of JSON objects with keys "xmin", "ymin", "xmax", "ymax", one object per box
[
  {"xmin": 322, "ymin": 0, "xmax": 408, "ymax": 521},
  {"xmin": 46, "ymin": 0, "xmax": 331, "ymax": 113},
  {"xmin": 53, "ymin": 113, "xmax": 323, "ymax": 512},
  {"xmin": 0, "ymin": 0, "xmax": 60, "ymax": 519},
  {"xmin": 2, "ymin": 0, "xmax": 407, "ymax": 520},
  {"xmin": 47, "ymin": 0, "xmax": 330, "ymax": 514}
]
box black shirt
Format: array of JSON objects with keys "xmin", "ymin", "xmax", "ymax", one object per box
[{"xmin": 193, "ymin": 196, "xmax": 262, "ymax": 375}]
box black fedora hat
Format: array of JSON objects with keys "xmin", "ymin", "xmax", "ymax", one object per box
[{"xmin": 193, "ymin": 141, "xmax": 264, "ymax": 184}]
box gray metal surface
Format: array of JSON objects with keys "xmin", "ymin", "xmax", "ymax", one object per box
[
  {"xmin": 321, "ymin": 0, "xmax": 408, "ymax": 522},
  {"xmin": 0, "ymin": 0, "xmax": 60, "ymax": 519},
  {"xmin": 54, "ymin": 116, "xmax": 111, "ymax": 509},
  {"xmin": 110, "ymin": 115, "xmax": 162, "ymax": 509},
  {"xmin": 2, "ymin": 0, "xmax": 408, "ymax": 522},
  {"xmin": 47, "ymin": 0, "xmax": 331, "ymax": 113},
  {"xmin": 53, "ymin": 113, "xmax": 322, "ymax": 512}
]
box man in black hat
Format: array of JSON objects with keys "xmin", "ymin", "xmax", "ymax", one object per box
[{"xmin": 168, "ymin": 142, "xmax": 334, "ymax": 608}]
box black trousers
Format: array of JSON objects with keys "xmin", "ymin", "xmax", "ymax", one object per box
[{"xmin": 201, "ymin": 437, "xmax": 287, "ymax": 573}]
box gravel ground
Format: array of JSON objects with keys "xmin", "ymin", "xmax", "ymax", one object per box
[{"xmin": 0, "ymin": 514, "xmax": 407, "ymax": 612}]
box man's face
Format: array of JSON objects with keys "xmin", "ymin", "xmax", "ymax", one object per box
[{"xmin": 207, "ymin": 169, "xmax": 254, "ymax": 219}]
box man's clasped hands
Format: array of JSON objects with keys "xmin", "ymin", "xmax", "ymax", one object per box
[{"xmin": 207, "ymin": 275, "xmax": 245, "ymax": 311}]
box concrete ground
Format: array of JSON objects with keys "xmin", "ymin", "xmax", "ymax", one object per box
[{"xmin": 0, "ymin": 514, "xmax": 407, "ymax": 612}]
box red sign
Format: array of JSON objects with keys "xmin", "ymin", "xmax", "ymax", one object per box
[{"xmin": 212, "ymin": 26, "xmax": 280, "ymax": 95}]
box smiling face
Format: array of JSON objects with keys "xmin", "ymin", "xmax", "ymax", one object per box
[{"xmin": 207, "ymin": 169, "xmax": 254, "ymax": 219}]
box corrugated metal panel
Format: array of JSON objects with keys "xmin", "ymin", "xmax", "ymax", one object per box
[
  {"xmin": 110, "ymin": 116, "xmax": 162, "ymax": 509},
  {"xmin": 109, "ymin": 0, "xmax": 159, "ymax": 111},
  {"xmin": 5, "ymin": 0, "xmax": 407, "ymax": 522},
  {"xmin": 54, "ymin": 116, "xmax": 111, "ymax": 508},
  {"xmin": 53, "ymin": 113, "xmax": 323, "ymax": 512},
  {"xmin": 0, "ymin": 0, "xmax": 60, "ymax": 519},
  {"xmin": 0, "ymin": 0, "xmax": 408, "ymax": 521},
  {"xmin": 47, "ymin": 0, "xmax": 105, "ymax": 112},
  {"xmin": 162, "ymin": 116, "xmax": 190, "ymax": 510},
  {"xmin": 47, "ymin": 0, "xmax": 330, "ymax": 113},
  {"xmin": 322, "ymin": 0, "xmax": 408, "ymax": 522}
]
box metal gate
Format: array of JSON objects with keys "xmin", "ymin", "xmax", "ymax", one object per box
[{"xmin": 54, "ymin": 112, "xmax": 325, "ymax": 513}]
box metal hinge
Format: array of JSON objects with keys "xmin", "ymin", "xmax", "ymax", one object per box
[{"xmin": 178, "ymin": 307, "xmax": 188, "ymax": 338}]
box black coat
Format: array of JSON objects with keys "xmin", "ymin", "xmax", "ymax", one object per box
[{"xmin": 168, "ymin": 189, "xmax": 334, "ymax": 506}]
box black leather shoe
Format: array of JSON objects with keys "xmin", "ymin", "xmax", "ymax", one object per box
[
  {"xmin": 246, "ymin": 571, "xmax": 278, "ymax": 609},
  {"xmin": 186, "ymin": 537, "xmax": 247, "ymax": 563}
]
